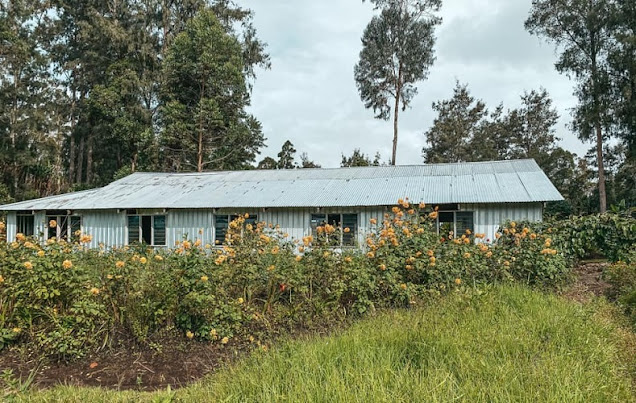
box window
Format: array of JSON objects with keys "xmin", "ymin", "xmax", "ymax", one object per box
[
  {"xmin": 127, "ymin": 214, "xmax": 166, "ymax": 246},
  {"xmin": 46, "ymin": 211, "xmax": 81, "ymax": 242},
  {"xmin": 310, "ymin": 213, "xmax": 358, "ymax": 246},
  {"xmin": 16, "ymin": 214, "xmax": 34, "ymax": 237},
  {"xmin": 214, "ymin": 214, "xmax": 258, "ymax": 245},
  {"xmin": 434, "ymin": 211, "xmax": 474, "ymax": 237}
]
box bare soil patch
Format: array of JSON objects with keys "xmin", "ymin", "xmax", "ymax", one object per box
[{"xmin": 562, "ymin": 262, "xmax": 611, "ymax": 303}]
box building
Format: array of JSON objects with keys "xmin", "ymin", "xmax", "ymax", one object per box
[{"xmin": 0, "ymin": 159, "xmax": 563, "ymax": 248}]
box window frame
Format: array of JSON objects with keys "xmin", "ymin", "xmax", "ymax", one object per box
[
  {"xmin": 213, "ymin": 214, "xmax": 258, "ymax": 245},
  {"xmin": 45, "ymin": 213, "xmax": 82, "ymax": 242},
  {"xmin": 126, "ymin": 213, "xmax": 167, "ymax": 247},
  {"xmin": 310, "ymin": 212, "xmax": 358, "ymax": 247},
  {"xmin": 434, "ymin": 210, "xmax": 474, "ymax": 237}
]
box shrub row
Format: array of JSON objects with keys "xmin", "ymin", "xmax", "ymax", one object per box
[{"xmin": 0, "ymin": 203, "xmax": 570, "ymax": 360}]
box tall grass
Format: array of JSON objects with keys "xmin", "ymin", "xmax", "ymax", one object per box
[{"xmin": 15, "ymin": 285, "xmax": 635, "ymax": 402}]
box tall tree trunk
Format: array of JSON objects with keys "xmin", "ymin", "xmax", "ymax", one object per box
[
  {"xmin": 595, "ymin": 122, "xmax": 607, "ymax": 212},
  {"xmin": 197, "ymin": 84, "xmax": 205, "ymax": 172},
  {"xmin": 391, "ymin": 64, "xmax": 403, "ymax": 166},
  {"xmin": 76, "ymin": 135, "xmax": 85, "ymax": 184},
  {"xmin": 86, "ymin": 131, "xmax": 93, "ymax": 184},
  {"xmin": 68, "ymin": 91, "xmax": 78, "ymax": 184}
]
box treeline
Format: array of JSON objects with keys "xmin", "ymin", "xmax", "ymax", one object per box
[{"xmin": 0, "ymin": 0, "xmax": 269, "ymax": 203}]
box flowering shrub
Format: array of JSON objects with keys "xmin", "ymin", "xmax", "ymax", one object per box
[{"xmin": 0, "ymin": 203, "xmax": 573, "ymax": 361}]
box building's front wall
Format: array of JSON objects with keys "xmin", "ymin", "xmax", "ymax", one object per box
[{"xmin": 4, "ymin": 203, "xmax": 543, "ymax": 248}]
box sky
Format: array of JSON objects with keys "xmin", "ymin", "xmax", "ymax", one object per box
[{"xmin": 241, "ymin": 0, "xmax": 590, "ymax": 167}]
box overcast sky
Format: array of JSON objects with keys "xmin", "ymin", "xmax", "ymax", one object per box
[{"xmin": 241, "ymin": 0, "xmax": 589, "ymax": 167}]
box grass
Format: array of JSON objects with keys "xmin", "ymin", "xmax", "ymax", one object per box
[{"xmin": 11, "ymin": 285, "xmax": 636, "ymax": 402}]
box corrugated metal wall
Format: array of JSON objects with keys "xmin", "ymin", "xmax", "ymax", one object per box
[
  {"xmin": 4, "ymin": 203, "xmax": 543, "ymax": 247},
  {"xmin": 6, "ymin": 212, "xmax": 16, "ymax": 241},
  {"xmin": 465, "ymin": 203, "xmax": 543, "ymax": 242},
  {"xmin": 82, "ymin": 210, "xmax": 127, "ymax": 248}
]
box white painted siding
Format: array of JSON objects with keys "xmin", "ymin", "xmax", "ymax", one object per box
[
  {"xmin": 81, "ymin": 210, "xmax": 127, "ymax": 248},
  {"xmin": 4, "ymin": 203, "xmax": 543, "ymax": 247}
]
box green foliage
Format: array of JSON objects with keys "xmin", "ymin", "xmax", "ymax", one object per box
[
  {"xmin": 604, "ymin": 254, "xmax": 636, "ymax": 327},
  {"xmin": 20, "ymin": 285, "xmax": 636, "ymax": 401},
  {"xmin": 355, "ymin": 0, "xmax": 441, "ymax": 164},
  {"xmin": 0, "ymin": 206, "xmax": 576, "ymax": 361}
]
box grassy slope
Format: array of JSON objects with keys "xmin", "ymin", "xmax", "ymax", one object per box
[{"xmin": 15, "ymin": 285, "xmax": 635, "ymax": 402}]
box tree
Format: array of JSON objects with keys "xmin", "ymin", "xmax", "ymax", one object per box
[
  {"xmin": 299, "ymin": 152, "xmax": 321, "ymax": 168},
  {"xmin": 355, "ymin": 0, "xmax": 441, "ymax": 165},
  {"xmin": 257, "ymin": 156, "xmax": 277, "ymax": 169},
  {"xmin": 160, "ymin": 9, "xmax": 264, "ymax": 172},
  {"xmin": 341, "ymin": 149, "xmax": 381, "ymax": 167},
  {"xmin": 422, "ymin": 82, "xmax": 487, "ymax": 163},
  {"xmin": 608, "ymin": 1, "xmax": 636, "ymax": 158},
  {"xmin": 526, "ymin": 0, "xmax": 617, "ymax": 212},
  {"xmin": 276, "ymin": 140, "xmax": 297, "ymax": 169},
  {"xmin": 0, "ymin": 0, "xmax": 58, "ymax": 199}
]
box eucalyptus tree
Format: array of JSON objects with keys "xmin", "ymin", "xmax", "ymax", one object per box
[
  {"xmin": 355, "ymin": 0, "xmax": 442, "ymax": 165},
  {"xmin": 526, "ymin": 0, "xmax": 617, "ymax": 212},
  {"xmin": 341, "ymin": 148, "xmax": 381, "ymax": 167}
]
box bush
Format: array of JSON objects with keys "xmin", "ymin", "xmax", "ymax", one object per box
[
  {"xmin": 0, "ymin": 203, "xmax": 574, "ymax": 361},
  {"xmin": 604, "ymin": 253, "xmax": 636, "ymax": 328}
]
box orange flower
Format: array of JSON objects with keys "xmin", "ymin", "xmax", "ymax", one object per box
[
  {"xmin": 23, "ymin": 261, "xmax": 33, "ymax": 270},
  {"xmin": 455, "ymin": 278, "xmax": 462, "ymax": 285},
  {"xmin": 89, "ymin": 287, "xmax": 100, "ymax": 295},
  {"xmin": 200, "ymin": 275, "xmax": 208, "ymax": 282},
  {"xmin": 116, "ymin": 260, "xmax": 125, "ymax": 268},
  {"xmin": 344, "ymin": 256, "xmax": 352, "ymax": 263},
  {"xmin": 49, "ymin": 220, "xmax": 57, "ymax": 228},
  {"xmin": 139, "ymin": 257, "xmax": 147, "ymax": 264},
  {"xmin": 428, "ymin": 211, "xmax": 438, "ymax": 219},
  {"xmin": 343, "ymin": 227, "xmax": 350, "ymax": 233},
  {"xmin": 418, "ymin": 202, "xmax": 426, "ymax": 209},
  {"xmin": 295, "ymin": 255, "xmax": 303, "ymax": 262},
  {"xmin": 379, "ymin": 264, "xmax": 386, "ymax": 271},
  {"xmin": 370, "ymin": 218, "xmax": 378, "ymax": 225},
  {"xmin": 367, "ymin": 251, "xmax": 375, "ymax": 258},
  {"xmin": 463, "ymin": 252, "xmax": 471, "ymax": 259},
  {"xmin": 62, "ymin": 260, "xmax": 73, "ymax": 269}
]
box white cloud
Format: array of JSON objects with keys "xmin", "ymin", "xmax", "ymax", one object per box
[{"xmin": 242, "ymin": 0, "xmax": 589, "ymax": 167}]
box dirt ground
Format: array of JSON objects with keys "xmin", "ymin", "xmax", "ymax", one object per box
[{"xmin": 0, "ymin": 263, "xmax": 613, "ymax": 392}]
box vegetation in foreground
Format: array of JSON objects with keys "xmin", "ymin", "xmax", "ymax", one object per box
[{"xmin": 11, "ymin": 285, "xmax": 635, "ymax": 402}]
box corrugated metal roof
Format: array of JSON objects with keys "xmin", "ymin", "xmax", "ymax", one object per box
[{"xmin": 0, "ymin": 159, "xmax": 563, "ymax": 211}]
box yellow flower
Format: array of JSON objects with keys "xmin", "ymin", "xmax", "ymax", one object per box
[
  {"xmin": 80, "ymin": 234, "xmax": 92, "ymax": 244},
  {"xmin": 89, "ymin": 287, "xmax": 100, "ymax": 295},
  {"xmin": 486, "ymin": 251, "xmax": 493, "ymax": 258},
  {"xmin": 16, "ymin": 233, "xmax": 25, "ymax": 242},
  {"xmin": 49, "ymin": 220, "xmax": 57, "ymax": 228},
  {"xmin": 405, "ymin": 264, "xmax": 413, "ymax": 270},
  {"xmin": 12, "ymin": 327, "xmax": 21, "ymax": 334},
  {"xmin": 495, "ymin": 233, "xmax": 501, "ymax": 239},
  {"xmin": 139, "ymin": 257, "xmax": 147, "ymax": 264},
  {"xmin": 418, "ymin": 202, "xmax": 426, "ymax": 209},
  {"xmin": 428, "ymin": 211, "xmax": 438, "ymax": 219},
  {"xmin": 400, "ymin": 283, "xmax": 407, "ymax": 290},
  {"xmin": 200, "ymin": 275, "xmax": 209, "ymax": 282},
  {"xmin": 62, "ymin": 260, "xmax": 73, "ymax": 269},
  {"xmin": 154, "ymin": 255, "xmax": 163, "ymax": 261},
  {"xmin": 23, "ymin": 261, "xmax": 33, "ymax": 270},
  {"xmin": 530, "ymin": 233, "xmax": 537, "ymax": 240},
  {"xmin": 366, "ymin": 251, "xmax": 375, "ymax": 258},
  {"xmin": 463, "ymin": 252, "xmax": 471, "ymax": 259},
  {"xmin": 0, "ymin": 221, "xmax": 4, "ymax": 231},
  {"xmin": 237, "ymin": 297, "xmax": 244, "ymax": 304},
  {"xmin": 221, "ymin": 336, "xmax": 229, "ymax": 344},
  {"xmin": 267, "ymin": 265, "xmax": 275, "ymax": 271},
  {"xmin": 343, "ymin": 227, "xmax": 350, "ymax": 233},
  {"xmin": 182, "ymin": 240, "xmax": 192, "ymax": 249},
  {"xmin": 503, "ymin": 260, "xmax": 510, "ymax": 267},
  {"xmin": 455, "ymin": 278, "xmax": 462, "ymax": 285},
  {"xmin": 115, "ymin": 261, "xmax": 125, "ymax": 268},
  {"xmin": 107, "ymin": 274, "xmax": 113, "ymax": 279},
  {"xmin": 370, "ymin": 218, "xmax": 378, "ymax": 225},
  {"xmin": 465, "ymin": 229, "xmax": 472, "ymax": 235},
  {"xmin": 463, "ymin": 237, "xmax": 470, "ymax": 244},
  {"xmin": 344, "ymin": 256, "xmax": 352, "ymax": 263},
  {"xmin": 295, "ymin": 255, "xmax": 303, "ymax": 262},
  {"xmin": 416, "ymin": 227, "xmax": 424, "ymax": 234},
  {"xmin": 510, "ymin": 221, "xmax": 516, "ymax": 228},
  {"xmin": 0, "ymin": 275, "xmax": 4, "ymax": 284},
  {"xmin": 186, "ymin": 331, "xmax": 194, "ymax": 339},
  {"xmin": 210, "ymin": 328, "xmax": 217, "ymax": 338},
  {"xmin": 194, "ymin": 239, "xmax": 202, "ymax": 247},
  {"xmin": 37, "ymin": 250, "xmax": 45, "ymax": 257},
  {"xmin": 271, "ymin": 246, "xmax": 280, "ymax": 255},
  {"xmin": 429, "ymin": 256, "xmax": 436, "ymax": 263},
  {"xmin": 323, "ymin": 251, "xmax": 330, "ymax": 258},
  {"xmin": 379, "ymin": 264, "xmax": 386, "ymax": 271}
]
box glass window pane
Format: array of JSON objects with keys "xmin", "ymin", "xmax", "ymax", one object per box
[
  {"xmin": 153, "ymin": 215, "xmax": 166, "ymax": 246},
  {"xmin": 128, "ymin": 215, "xmax": 140, "ymax": 244},
  {"xmin": 70, "ymin": 216, "xmax": 81, "ymax": 242},
  {"xmin": 59, "ymin": 216, "xmax": 69, "ymax": 241},
  {"xmin": 310, "ymin": 214, "xmax": 326, "ymax": 238},
  {"xmin": 456, "ymin": 212, "xmax": 474, "ymax": 235},
  {"xmin": 438, "ymin": 212, "xmax": 454, "ymax": 237},
  {"xmin": 215, "ymin": 215, "xmax": 229, "ymax": 245},
  {"xmin": 141, "ymin": 216, "xmax": 152, "ymax": 244},
  {"xmin": 342, "ymin": 214, "xmax": 358, "ymax": 246}
]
